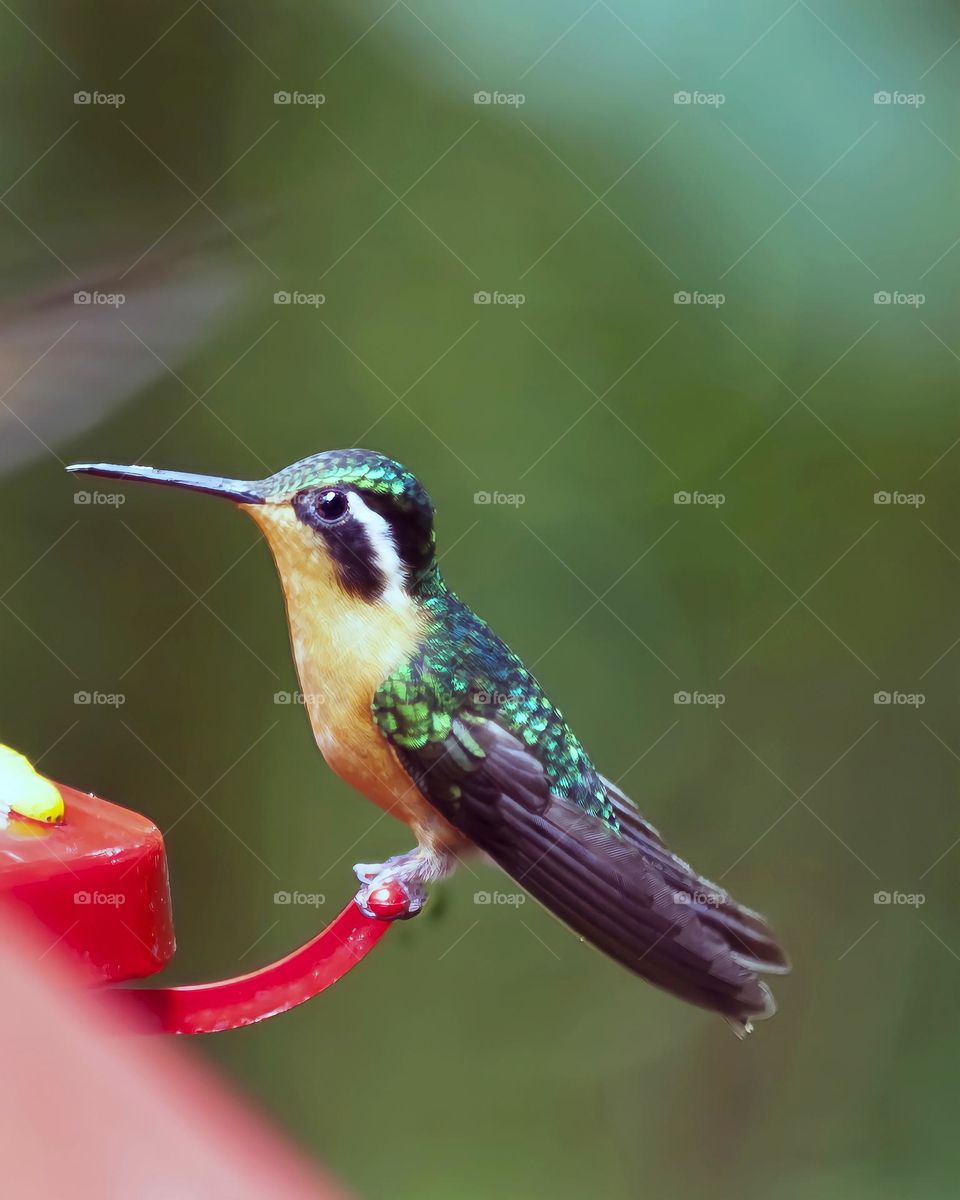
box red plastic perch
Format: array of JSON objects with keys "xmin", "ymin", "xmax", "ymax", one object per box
[{"xmin": 126, "ymin": 888, "xmax": 405, "ymax": 1035}]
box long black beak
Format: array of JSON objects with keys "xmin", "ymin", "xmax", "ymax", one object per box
[{"xmin": 65, "ymin": 462, "xmax": 266, "ymax": 504}]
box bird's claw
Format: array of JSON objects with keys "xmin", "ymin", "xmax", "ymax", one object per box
[{"xmin": 353, "ymin": 853, "xmax": 427, "ymax": 921}]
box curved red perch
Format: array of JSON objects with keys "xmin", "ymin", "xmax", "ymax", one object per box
[
  {"xmin": 127, "ymin": 895, "xmax": 398, "ymax": 1035},
  {"xmin": 1, "ymin": 773, "xmax": 410, "ymax": 1034}
]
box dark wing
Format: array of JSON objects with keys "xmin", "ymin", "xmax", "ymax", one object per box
[{"xmin": 380, "ymin": 703, "xmax": 789, "ymax": 1033}]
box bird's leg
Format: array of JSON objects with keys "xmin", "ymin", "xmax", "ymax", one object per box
[{"xmin": 353, "ymin": 846, "xmax": 456, "ymax": 919}]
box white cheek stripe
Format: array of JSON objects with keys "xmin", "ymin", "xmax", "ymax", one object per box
[{"xmin": 347, "ymin": 492, "xmax": 408, "ymax": 604}]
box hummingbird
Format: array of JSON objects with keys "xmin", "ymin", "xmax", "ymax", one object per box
[{"xmin": 66, "ymin": 449, "xmax": 789, "ymax": 1033}]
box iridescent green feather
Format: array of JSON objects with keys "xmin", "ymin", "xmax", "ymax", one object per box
[
  {"xmin": 373, "ymin": 570, "xmax": 618, "ymax": 832},
  {"xmin": 263, "ymin": 448, "xmax": 425, "ymax": 501}
]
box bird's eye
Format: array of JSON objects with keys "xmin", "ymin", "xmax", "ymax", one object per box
[{"xmin": 316, "ymin": 489, "xmax": 348, "ymax": 522}]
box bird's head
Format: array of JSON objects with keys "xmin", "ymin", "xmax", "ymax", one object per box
[{"xmin": 67, "ymin": 449, "xmax": 438, "ymax": 606}]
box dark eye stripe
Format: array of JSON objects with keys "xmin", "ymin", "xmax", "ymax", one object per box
[
  {"xmin": 324, "ymin": 522, "xmax": 385, "ymax": 600},
  {"xmin": 293, "ymin": 490, "xmax": 385, "ymax": 601}
]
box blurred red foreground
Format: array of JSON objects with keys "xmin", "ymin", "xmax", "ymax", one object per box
[
  {"xmin": 0, "ymin": 906, "xmax": 347, "ymax": 1198},
  {"xmin": 0, "ymin": 773, "xmax": 352, "ymax": 1196}
]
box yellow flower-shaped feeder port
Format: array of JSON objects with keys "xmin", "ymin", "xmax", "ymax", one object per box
[{"xmin": 0, "ymin": 745, "xmax": 64, "ymax": 824}]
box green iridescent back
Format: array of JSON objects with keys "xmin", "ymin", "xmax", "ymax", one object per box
[{"xmin": 373, "ymin": 568, "xmax": 617, "ymax": 831}]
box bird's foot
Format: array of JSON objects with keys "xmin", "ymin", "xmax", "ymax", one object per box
[{"xmin": 353, "ymin": 849, "xmax": 451, "ymax": 921}]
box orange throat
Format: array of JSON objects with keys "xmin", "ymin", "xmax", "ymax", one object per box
[{"xmin": 240, "ymin": 502, "xmax": 463, "ymax": 850}]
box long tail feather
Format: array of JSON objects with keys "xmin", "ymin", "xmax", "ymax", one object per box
[{"xmin": 600, "ymin": 775, "xmax": 791, "ymax": 977}]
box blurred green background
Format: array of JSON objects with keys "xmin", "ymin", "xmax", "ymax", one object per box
[{"xmin": 2, "ymin": 1, "xmax": 960, "ymax": 1196}]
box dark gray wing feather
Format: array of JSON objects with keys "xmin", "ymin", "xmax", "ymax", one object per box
[{"xmin": 401, "ymin": 718, "xmax": 788, "ymax": 1031}]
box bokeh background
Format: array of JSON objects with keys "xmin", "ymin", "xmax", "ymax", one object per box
[{"xmin": 2, "ymin": 2, "xmax": 960, "ymax": 1196}]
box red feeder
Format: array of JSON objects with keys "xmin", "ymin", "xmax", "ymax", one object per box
[{"xmin": 0, "ymin": 770, "xmax": 407, "ymax": 1033}]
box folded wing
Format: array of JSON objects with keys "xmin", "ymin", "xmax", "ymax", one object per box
[{"xmin": 394, "ymin": 716, "xmax": 789, "ymax": 1033}]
